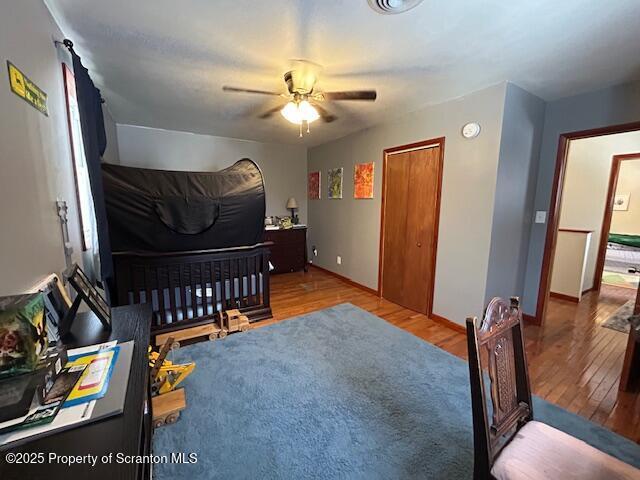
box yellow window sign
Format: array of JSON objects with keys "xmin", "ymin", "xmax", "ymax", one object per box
[{"xmin": 7, "ymin": 61, "xmax": 48, "ymax": 116}]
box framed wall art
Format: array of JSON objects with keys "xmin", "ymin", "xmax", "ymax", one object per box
[
  {"xmin": 354, "ymin": 162, "xmax": 374, "ymax": 199},
  {"xmin": 327, "ymin": 168, "xmax": 343, "ymax": 199}
]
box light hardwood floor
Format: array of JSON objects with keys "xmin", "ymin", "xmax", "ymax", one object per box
[{"xmin": 260, "ymin": 267, "xmax": 640, "ymax": 443}]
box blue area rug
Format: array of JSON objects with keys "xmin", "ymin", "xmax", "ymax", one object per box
[{"xmin": 153, "ymin": 303, "xmax": 640, "ymax": 479}]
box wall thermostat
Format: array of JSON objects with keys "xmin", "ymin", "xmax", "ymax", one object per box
[{"xmin": 462, "ymin": 122, "xmax": 481, "ymax": 139}]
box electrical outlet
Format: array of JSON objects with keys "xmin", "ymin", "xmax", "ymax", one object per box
[
  {"xmin": 535, "ymin": 211, "xmax": 547, "ymax": 224},
  {"xmin": 337, "ymin": 256, "xmax": 342, "ymax": 265},
  {"xmin": 312, "ymin": 245, "xmax": 318, "ymax": 257}
]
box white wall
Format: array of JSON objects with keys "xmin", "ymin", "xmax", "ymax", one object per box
[
  {"xmin": 0, "ymin": 0, "xmax": 86, "ymax": 295},
  {"xmin": 116, "ymin": 125, "xmax": 308, "ymax": 223},
  {"xmin": 550, "ymin": 231, "xmax": 591, "ymax": 299},
  {"xmin": 308, "ymin": 83, "xmax": 507, "ymax": 325},
  {"xmin": 103, "ymin": 108, "xmax": 120, "ymax": 165},
  {"xmin": 556, "ymin": 131, "xmax": 640, "ymax": 290},
  {"xmin": 611, "ymin": 160, "xmax": 640, "ymax": 235}
]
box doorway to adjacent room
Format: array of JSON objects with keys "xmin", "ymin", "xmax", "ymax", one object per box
[{"xmin": 537, "ymin": 123, "xmax": 640, "ymax": 325}]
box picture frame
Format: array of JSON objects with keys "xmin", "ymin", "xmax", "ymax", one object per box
[
  {"xmin": 613, "ymin": 193, "xmax": 630, "ymax": 211},
  {"xmin": 327, "ymin": 167, "xmax": 343, "ymax": 199},
  {"xmin": 34, "ymin": 274, "xmax": 72, "ymax": 343},
  {"xmin": 308, "ymin": 171, "xmax": 321, "ymax": 200},
  {"xmin": 354, "ymin": 162, "xmax": 374, "ymax": 199},
  {"xmin": 61, "ymin": 264, "xmax": 111, "ymax": 337}
]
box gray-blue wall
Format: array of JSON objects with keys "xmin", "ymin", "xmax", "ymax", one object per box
[
  {"xmin": 485, "ymin": 84, "xmax": 546, "ymax": 303},
  {"xmin": 521, "ymin": 81, "xmax": 640, "ymax": 315},
  {"xmin": 307, "ymin": 83, "xmax": 507, "ymax": 325}
]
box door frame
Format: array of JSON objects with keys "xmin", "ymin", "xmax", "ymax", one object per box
[
  {"xmin": 593, "ymin": 153, "xmax": 640, "ymax": 289},
  {"xmin": 377, "ymin": 136, "xmax": 445, "ymax": 317},
  {"xmin": 534, "ymin": 121, "xmax": 640, "ymax": 326}
]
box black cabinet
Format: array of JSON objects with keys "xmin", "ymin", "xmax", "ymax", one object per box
[
  {"xmin": 0, "ymin": 304, "xmax": 153, "ymax": 480},
  {"xmin": 263, "ymin": 227, "xmax": 308, "ymax": 274}
]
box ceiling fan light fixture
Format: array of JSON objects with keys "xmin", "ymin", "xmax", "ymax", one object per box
[
  {"xmin": 298, "ymin": 100, "xmax": 320, "ymax": 123},
  {"xmin": 281, "ymin": 100, "xmax": 319, "ymax": 125},
  {"xmin": 367, "ymin": 0, "xmax": 424, "ymax": 14}
]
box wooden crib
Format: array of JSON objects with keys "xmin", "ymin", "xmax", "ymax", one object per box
[{"xmin": 112, "ymin": 242, "xmax": 273, "ymax": 338}]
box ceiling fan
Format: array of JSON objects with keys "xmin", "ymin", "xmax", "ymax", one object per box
[{"xmin": 222, "ymin": 60, "xmax": 377, "ymax": 137}]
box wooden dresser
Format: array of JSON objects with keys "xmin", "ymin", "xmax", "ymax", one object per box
[{"xmin": 263, "ymin": 226, "xmax": 308, "ymax": 274}]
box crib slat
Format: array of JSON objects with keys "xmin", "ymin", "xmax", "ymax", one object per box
[
  {"xmin": 131, "ymin": 266, "xmax": 140, "ymax": 304},
  {"xmin": 253, "ymin": 255, "xmax": 260, "ymax": 305},
  {"xmin": 189, "ymin": 264, "xmax": 197, "ymax": 319},
  {"xmin": 238, "ymin": 257, "xmax": 245, "ymax": 308},
  {"xmin": 218, "ymin": 258, "xmax": 226, "ymax": 310},
  {"xmin": 209, "ymin": 260, "xmax": 218, "ymax": 317},
  {"xmin": 200, "ymin": 262, "xmax": 207, "ymax": 317},
  {"xmin": 168, "ymin": 265, "xmax": 178, "ymax": 324},
  {"xmin": 144, "ymin": 266, "xmax": 152, "ymax": 307},
  {"xmin": 262, "ymin": 250, "xmax": 270, "ymax": 308},
  {"xmin": 157, "ymin": 266, "xmax": 166, "ymax": 327},
  {"xmin": 177, "ymin": 264, "xmax": 186, "ymax": 322},
  {"xmin": 230, "ymin": 258, "xmax": 241, "ymax": 308}
]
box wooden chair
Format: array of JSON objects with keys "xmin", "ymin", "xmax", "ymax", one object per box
[{"xmin": 466, "ymin": 297, "xmax": 638, "ymax": 480}]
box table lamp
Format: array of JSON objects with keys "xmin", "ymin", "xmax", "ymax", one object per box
[{"xmin": 286, "ymin": 197, "xmax": 299, "ymax": 224}]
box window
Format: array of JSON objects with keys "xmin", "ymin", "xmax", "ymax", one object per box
[{"xmin": 62, "ymin": 63, "xmax": 96, "ymax": 252}]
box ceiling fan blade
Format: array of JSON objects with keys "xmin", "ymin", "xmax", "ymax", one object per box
[
  {"xmin": 223, "ymin": 86, "xmax": 284, "ymax": 96},
  {"xmin": 258, "ymin": 104, "xmax": 286, "ymax": 119},
  {"xmin": 313, "ymin": 104, "xmax": 338, "ymax": 123},
  {"xmin": 321, "ymin": 90, "xmax": 377, "ymax": 101}
]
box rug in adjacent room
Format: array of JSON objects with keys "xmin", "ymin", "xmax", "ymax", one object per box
[
  {"xmin": 602, "ymin": 271, "xmax": 640, "ymax": 290},
  {"xmin": 602, "ymin": 299, "xmax": 635, "ymax": 333},
  {"xmin": 153, "ymin": 303, "xmax": 640, "ymax": 479}
]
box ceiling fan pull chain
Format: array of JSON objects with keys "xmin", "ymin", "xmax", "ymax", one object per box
[
  {"xmin": 299, "ymin": 123, "xmax": 303, "ymax": 138},
  {"xmin": 306, "ymin": 121, "xmax": 310, "ymax": 134}
]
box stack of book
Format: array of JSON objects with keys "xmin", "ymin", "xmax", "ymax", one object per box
[{"xmin": 0, "ymin": 346, "xmax": 69, "ymax": 430}]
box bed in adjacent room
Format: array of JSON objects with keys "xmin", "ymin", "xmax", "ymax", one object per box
[{"xmin": 603, "ymin": 233, "xmax": 640, "ymax": 288}]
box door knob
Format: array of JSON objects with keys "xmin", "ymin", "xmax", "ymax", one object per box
[{"xmin": 417, "ymin": 242, "xmax": 422, "ymax": 248}]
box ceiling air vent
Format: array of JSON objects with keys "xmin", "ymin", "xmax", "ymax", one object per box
[{"xmin": 367, "ymin": 0, "xmax": 424, "ymax": 14}]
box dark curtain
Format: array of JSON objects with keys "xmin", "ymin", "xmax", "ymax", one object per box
[{"xmin": 71, "ymin": 50, "xmax": 114, "ymax": 304}]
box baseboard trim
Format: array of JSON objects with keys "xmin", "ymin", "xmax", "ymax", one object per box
[
  {"xmin": 582, "ymin": 286, "xmax": 597, "ymax": 296},
  {"xmin": 309, "ymin": 264, "xmax": 465, "ymax": 334},
  {"xmin": 549, "ymin": 291, "xmax": 580, "ymax": 303},
  {"xmin": 429, "ymin": 313, "xmax": 465, "ymax": 334},
  {"xmin": 308, "ymin": 264, "xmax": 380, "ymax": 296},
  {"xmin": 522, "ymin": 313, "xmax": 539, "ymax": 325}
]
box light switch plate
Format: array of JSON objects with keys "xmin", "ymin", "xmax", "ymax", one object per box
[{"xmin": 535, "ymin": 211, "xmax": 547, "ymax": 224}]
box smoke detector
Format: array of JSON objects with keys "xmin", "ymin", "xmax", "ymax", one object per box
[{"xmin": 367, "ymin": 0, "xmax": 424, "ymax": 14}]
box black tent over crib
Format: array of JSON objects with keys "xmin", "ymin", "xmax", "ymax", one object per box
[
  {"xmin": 102, "ymin": 159, "xmax": 266, "ymax": 252},
  {"xmin": 103, "ymin": 159, "xmax": 273, "ymax": 336}
]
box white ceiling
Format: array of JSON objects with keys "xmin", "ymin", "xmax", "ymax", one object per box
[{"xmin": 46, "ymin": 0, "xmax": 640, "ymax": 146}]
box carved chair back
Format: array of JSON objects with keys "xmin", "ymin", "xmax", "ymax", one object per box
[{"xmin": 466, "ymin": 297, "xmax": 533, "ymax": 479}]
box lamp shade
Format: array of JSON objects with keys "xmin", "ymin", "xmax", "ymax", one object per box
[{"xmin": 286, "ymin": 197, "xmax": 298, "ymax": 209}]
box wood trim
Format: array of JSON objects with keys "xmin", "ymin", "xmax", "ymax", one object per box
[
  {"xmin": 593, "ymin": 153, "xmax": 640, "ymax": 294},
  {"xmin": 549, "ymin": 291, "xmax": 580, "ymax": 303},
  {"xmin": 378, "ymin": 136, "xmax": 446, "ymax": 317},
  {"xmin": 522, "ymin": 313, "xmax": 537, "ymax": 324},
  {"xmin": 535, "ymin": 121, "xmax": 640, "ymax": 326},
  {"xmin": 582, "ymin": 286, "xmax": 597, "ymax": 296},
  {"xmin": 383, "ymin": 138, "xmax": 444, "ymax": 155},
  {"xmin": 309, "ymin": 264, "xmax": 380, "ymax": 296},
  {"xmin": 558, "ymin": 228, "xmax": 594, "ymax": 234},
  {"xmin": 430, "ymin": 313, "xmax": 465, "ymax": 334}
]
